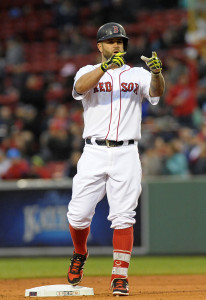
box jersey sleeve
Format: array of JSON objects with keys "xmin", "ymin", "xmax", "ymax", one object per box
[
  {"xmin": 139, "ymin": 67, "xmax": 160, "ymax": 105},
  {"xmin": 72, "ymin": 65, "xmax": 96, "ymax": 101}
]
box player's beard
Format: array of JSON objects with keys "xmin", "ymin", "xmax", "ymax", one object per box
[
  {"xmin": 102, "ymin": 48, "xmax": 113, "ymax": 61},
  {"xmin": 101, "ymin": 45, "xmax": 121, "ymax": 61}
]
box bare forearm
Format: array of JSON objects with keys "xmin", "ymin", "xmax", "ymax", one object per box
[
  {"xmin": 149, "ymin": 73, "xmax": 165, "ymax": 97},
  {"xmin": 75, "ymin": 67, "xmax": 104, "ymax": 94}
]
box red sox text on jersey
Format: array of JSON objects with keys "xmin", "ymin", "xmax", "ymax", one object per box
[{"xmin": 94, "ymin": 82, "xmax": 139, "ymax": 95}]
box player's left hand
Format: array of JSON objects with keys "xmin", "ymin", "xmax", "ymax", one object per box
[{"xmin": 141, "ymin": 51, "xmax": 162, "ymax": 74}]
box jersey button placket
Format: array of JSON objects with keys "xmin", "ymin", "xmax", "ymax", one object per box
[{"xmin": 109, "ymin": 97, "xmax": 119, "ymax": 140}]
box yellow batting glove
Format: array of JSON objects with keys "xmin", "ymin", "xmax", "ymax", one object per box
[
  {"xmin": 101, "ymin": 52, "xmax": 126, "ymax": 72},
  {"xmin": 141, "ymin": 51, "xmax": 162, "ymax": 74}
]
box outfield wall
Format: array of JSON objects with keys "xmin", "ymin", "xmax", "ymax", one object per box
[
  {"xmin": 0, "ymin": 179, "xmax": 144, "ymax": 256},
  {"xmin": 0, "ymin": 177, "xmax": 205, "ymax": 256},
  {"xmin": 144, "ymin": 176, "xmax": 206, "ymax": 254}
]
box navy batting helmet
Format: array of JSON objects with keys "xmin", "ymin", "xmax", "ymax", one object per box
[{"xmin": 97, "ymin": 22, "xmax": 128, "ymax": 50}]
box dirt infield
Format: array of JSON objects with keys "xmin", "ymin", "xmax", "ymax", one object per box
[{"xmin": 0, "ymin": 274, "xmax": 206, "ymax": 299}]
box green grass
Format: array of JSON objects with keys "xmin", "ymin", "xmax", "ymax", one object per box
[{"xmin": 0, "ymin": 256, "xmax": 206, "ymax": 280}]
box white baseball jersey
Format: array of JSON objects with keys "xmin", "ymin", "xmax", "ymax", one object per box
[
  {"xmin": 72, "ymin": 64, "xmax": 160, "ymax": 141},
  {"xmin": 68, "ymin": 63, "xmax": 160, "ymax": 231}
]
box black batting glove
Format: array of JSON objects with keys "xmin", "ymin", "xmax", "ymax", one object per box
[{"xmin": 101, "ymin": 52, "xmax": 126, "ymax": 72}]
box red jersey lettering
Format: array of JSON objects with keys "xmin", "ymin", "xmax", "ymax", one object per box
[
  {"xmin": 121, "ymin": 82, "xmax": 139, "ymax": 94},
  {"xmin": 128, "ymin": 82, "xmax": 134, "ymax": 92},
  {"xmin": 105, "ymin": 82, "xmax": 112, "ymax": 92},
  {"xmin": 94, "ymin": 82, "xmax": 112, "ymax": 93},
  {"xmin": 134, "ymin": 83, "xmax": 139, "ymax": 95},
  {"xmin": 99, "ymin": 82, "xmax": 105, "ymax": 92},
  {"xmin": 121, "ymin": 82, "xmax": 127, "ymax": 92},
  {"xmin": 94, "ymin": 86, "xmax": 99, "ymax": 93}
]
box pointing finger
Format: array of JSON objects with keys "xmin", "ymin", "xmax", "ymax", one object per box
[
  {"xmin": 152, "ymin": 51, "xmax": 157, "ymax": 57},
  {"xmin": 140, "ymin": 55, "xmax": 149, "ymax": 62},
  {"xmin": 115, "ymin": 52, "xmax": 126, "ymax": 57}
]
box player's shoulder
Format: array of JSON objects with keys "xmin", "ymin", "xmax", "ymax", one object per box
[
  {"xmin": 78, "ymin": 64, "xmax": 100, "ymax": 72},
  {"xmin": 130, "ymin": 66, "xmax": 149, "ymax": 73},
  {"xmin": 74, "ymin": 64, "xmax": 99, "ymax": 80},
  {"xmin": 128, "ymin": 66, "xmax": 151, "ymax": 77}
]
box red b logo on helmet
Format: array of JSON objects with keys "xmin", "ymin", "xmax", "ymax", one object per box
[{"xmin": 113, "ymin": 26, "xmax": 119, "ymax": 33}]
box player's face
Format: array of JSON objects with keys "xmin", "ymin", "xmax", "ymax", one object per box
[{"xmin": 98, "ymin": 38, "xmax": 124, "ymax": 61}]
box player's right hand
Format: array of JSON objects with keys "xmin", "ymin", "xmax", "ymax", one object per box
[{"xmin": 101, "ymin": 52, "xmax": 126, "ymax": 72}]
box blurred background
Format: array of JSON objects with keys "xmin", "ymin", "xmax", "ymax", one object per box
[
  {"xmin": 0, "ymin": 0, "xmax": 206, "ymax": 256},
  {"xmin": 0, "ymin": 0, "xmax": 206, "ymax": 179}
]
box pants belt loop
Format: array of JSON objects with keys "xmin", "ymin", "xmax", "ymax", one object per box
[{"xmin": 90, "ymin": 137, "xmax": 95, "ymax": 145}]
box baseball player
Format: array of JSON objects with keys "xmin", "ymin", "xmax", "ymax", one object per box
[{"xmin": 67, "ymin": 22, "xmax": 165, "ymax": 296}]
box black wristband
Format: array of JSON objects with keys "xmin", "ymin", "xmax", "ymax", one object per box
[{"xmin": 100, "ymin": 64, "xmax": 107, "ymax": 72}]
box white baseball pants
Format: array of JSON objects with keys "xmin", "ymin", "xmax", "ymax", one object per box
[{"xmin": 67, "ymin": 143, "xmax": 142, "ymax": 229}]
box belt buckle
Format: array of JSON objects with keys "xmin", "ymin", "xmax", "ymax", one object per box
[
  {"xmin": 106, "ymin": 139, "xmax": 111, "ymax": 147},
  {"xmin": 106, "ymin": 139, "xmax": 116, "ymax": 147}
]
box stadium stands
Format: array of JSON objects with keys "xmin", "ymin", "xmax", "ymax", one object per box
[{"xmin": 0, "ymin": 0, "xmax": 206, "ymax": 178}]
